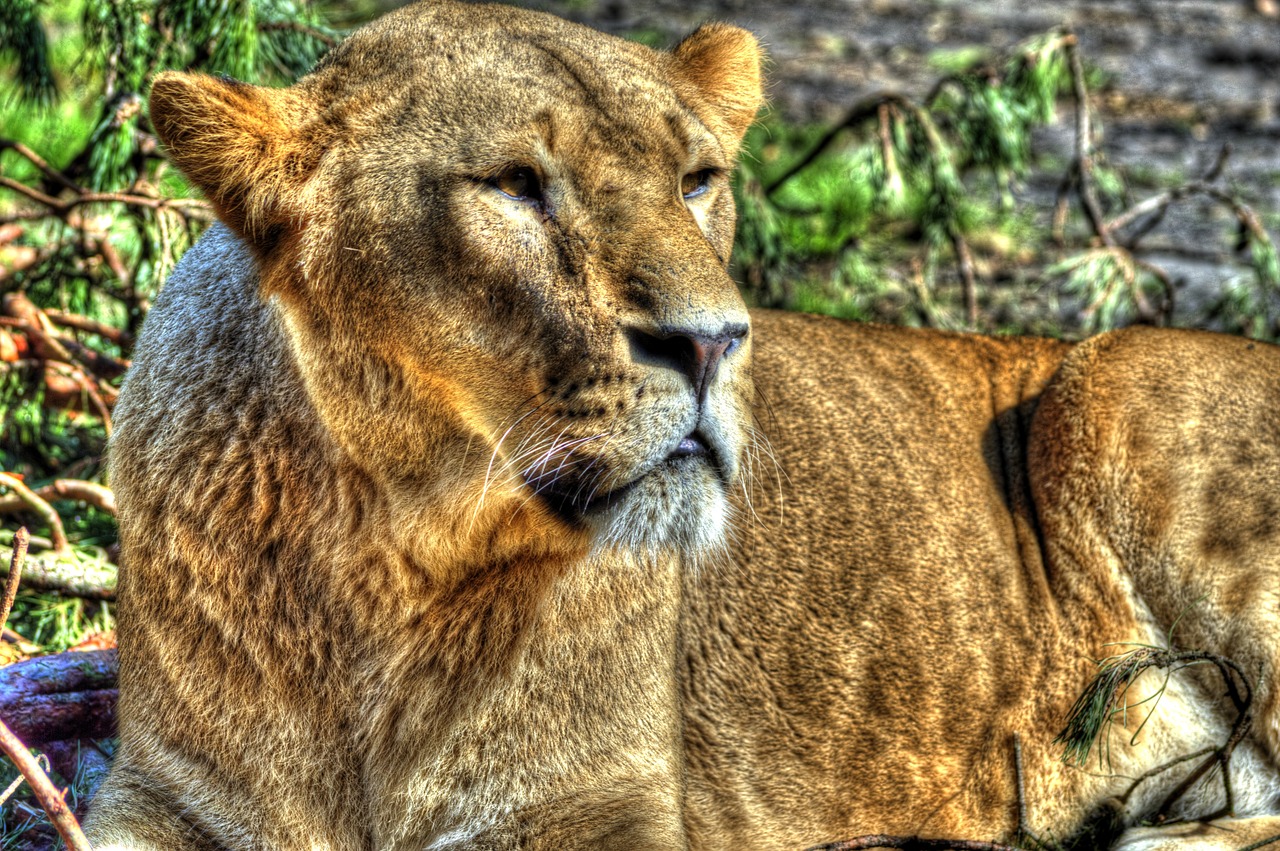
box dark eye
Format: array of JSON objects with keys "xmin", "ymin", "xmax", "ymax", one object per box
[
  {"xmin": 681, "ymin": 169, "xmax": 716, "ymax": 200},
  {"xmin": 492, "ymin": 166, "xmax": 542, "ymax": 202}
]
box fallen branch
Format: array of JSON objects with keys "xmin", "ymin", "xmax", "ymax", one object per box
[
  {"xmin": 1, "ymin": 293, "xmax": 131, "ymax": 379},
  {"xmin": 49, "ymin": 479, "xmax": 116, "ymax": 516},
  {"xmin": 0, "ymin": 544, "xmax": 117, "ymax": 600},
  {"xmin": 0, "ymin": 545, "xmax": 95, "ymax": 851},
  {"xmin": 0, "ymin": 323, "xmax": 129, "ymax": 394},
  {"xmin": 0, "ymin": 650, "xmax": 118, "ymax": 745},
  {"xmin": 0, "ymin": 717, "xmax": 93, "ymax": 850},
  {"xmin": 0, "ymin": 479, "xmax": 117, "ymax": 517},
  {"xmin": 0, "ymin": 473, "xmax": 68, "ymax": 554}
]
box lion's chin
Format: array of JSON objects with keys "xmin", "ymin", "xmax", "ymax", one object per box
[{"xmin": 547, "ymin": 457, "xmax": 732, "ymax": 560}]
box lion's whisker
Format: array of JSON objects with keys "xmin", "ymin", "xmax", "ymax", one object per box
[{"xmin": 471, "ymin": 396, "xmax": 555, "ymax": 532}]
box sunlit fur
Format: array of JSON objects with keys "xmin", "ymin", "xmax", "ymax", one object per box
[{"xmin": 89, "ymin": 3, "xmax": 764, "ymax": 849}]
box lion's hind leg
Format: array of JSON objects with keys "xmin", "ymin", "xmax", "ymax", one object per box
[
  {"xmin": 1114, "ymin": 816, "xmax": 1280, "ymax": 851},
  {"xmin": 1032, "ymin": 327, "xmax": 1280, "ymax": 823}
]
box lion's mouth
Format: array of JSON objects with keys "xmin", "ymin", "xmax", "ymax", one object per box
[
  {"xmin": 535, "ymin": 429, "xmax": 720, "ymax": 519},
  {"xmin": 669, "ymin": 431, "xmax": 711, "ymax": 459}
]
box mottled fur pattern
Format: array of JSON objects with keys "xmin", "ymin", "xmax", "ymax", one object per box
[{"xmin": 88, "ymin": 2, "xmax": 1280, "ymax": 849}]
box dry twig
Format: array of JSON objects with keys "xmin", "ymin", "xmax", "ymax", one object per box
[
  {"xmin": 0, "ymin": 137, "xmax": 211, "ymax": 226},
  {"xmin": 0, "ymin": 537, "xmax": 95, "ymax": 851},
  {"xmin": 1060, "ymin": 33, "xmax": 1113, "ymax": 249},
  {"xmin": 0, "ymin": 717, "xmax": 93, "ymax": 851},
  {"xmin": 0, "ymin": 479, "xmax": 116, "ymax": 517},
  {"xmin": 0, "ymin": 527, "xmax": 27, "ymax": 629},
  {"xmin": 0, "ymin": 474, "xmax": 68, "ymax": 554}
]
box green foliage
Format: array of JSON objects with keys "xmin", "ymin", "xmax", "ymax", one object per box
[
  {"xmin": 0, "ymin": 0, "xmax": 341, "ymax": 327},
  {"xmin": 1055, "ymin": 646, "xmax": 1165, "ymax": 768},
  {"xmin": 0, "ymin": 394, "xmax": 107, "ymax": 480},
  {"xmin": 732, "ymin": 28, "xmax": 1280, "ymax": 341},
  {"xmin": 1049, "ymin": 249, "xmax": 1151, "ymax": 333},
  {"xmin": 0, "ymin": 0, "xmax": 56, "ymax": 105},
  {"xmin": 4, "ymin": 588, "xmax": 113, "ymax": 653},
  {"xmin": 0, "ymin": 0, "xmax": 344, "ymax": 661},
  {"xmin": 1208, "ymin": 243, "xmax": 1280, "ymax": 340},
  {"xmin": 33, "ymin": 0, "xmax": 338, "ymax": 191},
  {"xmin": 734, "ymin": 30, "xmax": 1078, "ymax": 327}
]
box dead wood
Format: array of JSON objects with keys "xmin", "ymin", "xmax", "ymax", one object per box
[
  {"xmin": 0, "ymin": 543, "xmax": 116, "ymax": 600},
  {"xmin": 0, "ymin": 650, "xmax": 118, "ymax": 745},
  {"xmin": 1, "ymin": 528, "xmax": 27, "ymax": 629},
  {"xmin": 0, "ymin": 475, "xmax": 67, "ymax": 554},
  {"xmin": 1, "ymin": 293, "xmax": 131, "ymax": 380},
  {"xmin": 0, "ymin": 719, "xmax": 93, "ymax": 851},
  {"xmin": 0, "ymin": 479, "xmax": 117, "ymax": 518},
  {"xmin": 0, "ymin": 548, "xmax": 95, "ymax": 851}
]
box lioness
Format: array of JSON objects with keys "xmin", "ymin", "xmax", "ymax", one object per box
[{"xmin": 87, "ymin": 1, "xmax": 1280, "ymax": 849}]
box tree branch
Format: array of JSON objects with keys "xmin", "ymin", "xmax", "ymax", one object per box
[
  {"xmin": 1063, "ymin": 33, "xmax": 1113, "ymax": 248},
  {"xmin": 0, "ymin": 544, "xmax": 116, "ymax": 601},
  {"xmin": 0, "ymin": 473, "xmax": 68, "ymax": 554},
  {"xmin": 0, "ymin": 720, "xmax": 93, "ymax": 851},
  {"xmin": 0, "ymin": 527, "xmax": 28, "ymax": 629}
]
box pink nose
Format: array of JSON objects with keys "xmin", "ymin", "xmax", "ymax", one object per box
[{"xmin": 628, "ymin": 323, "xmax": 747, "ymax": 404}]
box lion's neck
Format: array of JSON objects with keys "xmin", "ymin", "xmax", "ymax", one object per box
[{"xmin": 356, "ymin": 546, "xmax": 689, "ymax": 849}]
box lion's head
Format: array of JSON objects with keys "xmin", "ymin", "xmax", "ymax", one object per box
[{"xmin": 147, "ymin": 1, "xmax": 764, "ymax": 566}]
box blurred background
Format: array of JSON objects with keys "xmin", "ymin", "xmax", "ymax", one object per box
[{"xmin": 0, "ymin": 0, "xmax": 1278, "ymax": 844}]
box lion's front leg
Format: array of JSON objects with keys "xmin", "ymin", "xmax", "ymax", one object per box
[
  {"xmin": 83, "ymin": 767, "xmax": 216, "ymax": 851},
  {"xmin": 412, "ymin": 789, "xmax": 689, "ymax": 851}
]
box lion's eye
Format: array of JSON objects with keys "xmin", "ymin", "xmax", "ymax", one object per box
[
  {"xmin": 492, "ymin": 167, "xmax": 542, "ymax": 202},
  {"xmin": 681, "ymin": 169, "xmax": 716, "ymax": 200}
]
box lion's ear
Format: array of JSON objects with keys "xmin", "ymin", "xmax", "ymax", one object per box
[
  {"xmin": 670, "ymin": 23, "xmax": 764, "ymax": 153},
  {"xmin": 149, "ymin": 72, "xmax": 322, "ymax": 253}
]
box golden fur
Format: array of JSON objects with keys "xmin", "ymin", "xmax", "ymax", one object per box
[{"xmin": 88, "ymin": 2, "xmax": 1280, "ymax": 849}]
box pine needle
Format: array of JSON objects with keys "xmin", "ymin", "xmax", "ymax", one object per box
[{"xmin": 1055, "ymin": 647, "xmax": 1162, "ymax": 767}]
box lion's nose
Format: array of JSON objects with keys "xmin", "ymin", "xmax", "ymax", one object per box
[{"xmin": 627, "ymin": 322, "xmax": 748, "ymax": 404}]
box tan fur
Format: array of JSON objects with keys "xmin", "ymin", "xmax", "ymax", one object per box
[{"xmin": 89, "ymin": 3, "xmax": 1280, "ymax": 849}]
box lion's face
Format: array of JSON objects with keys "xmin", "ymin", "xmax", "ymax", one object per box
[{"xmin": 148, "ymin": 2, "xmax": 764, "ymax": 559}]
